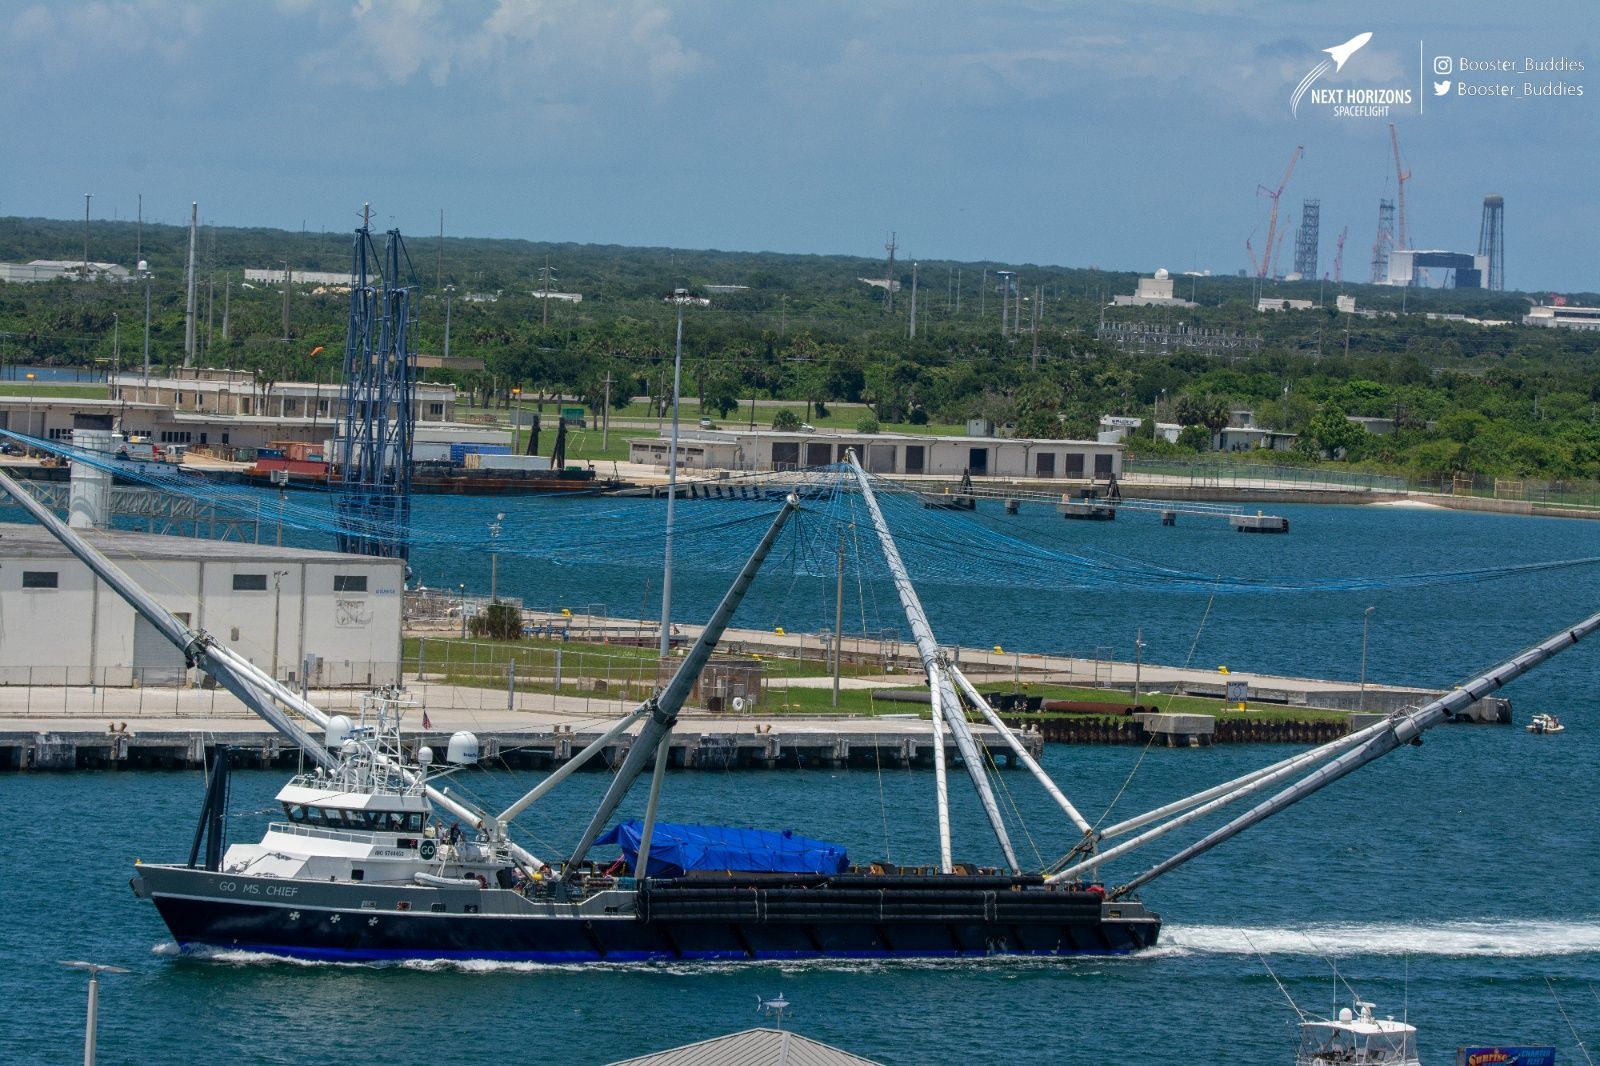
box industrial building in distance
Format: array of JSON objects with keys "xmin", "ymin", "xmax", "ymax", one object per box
[{"xmin": 629, "ymin": 426, "xmax": 1124, "ymax": 480}]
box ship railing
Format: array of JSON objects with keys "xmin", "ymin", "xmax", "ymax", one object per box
[{"xmin": 267, "ymin": 821, "xmax": 401, "ymax": 846}]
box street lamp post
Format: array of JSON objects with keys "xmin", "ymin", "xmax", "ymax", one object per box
[
  {"xmin": 1358, "ymin": 606, "xmax": 1375, "ymax": 710},
  {"xmin": 25, "ymin": 371, "xmax": 36, "ymax": 441},
  {"xmin": 459, "ymin": 583, "xmax": 467, "ymax": 639},
  {"xmin": 489, "ymin": 512, "xmax": 504, "ymax": 602},
  {"xmin": 140, "ymin": 263, "xmax": 152, "ymax": 383},
  {"xmin": 60, "ymin": 960, "xmax": 128, "ymax": 1066},
  {"xmin": 510, "ymin": 387, "xmax": 522, "ymax": 454},
  {"xmin": 271, "ymin": 570, "xmax": 290, "ymax": 680},
  {"xmin": 659, "ymin": 288, "xmax": 698, "ymax": 658},
  {"xmin": 111, "ymin": 313, "xmax": 120, "ymax": 378}
]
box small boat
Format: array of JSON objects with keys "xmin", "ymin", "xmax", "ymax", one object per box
[
  {"xmin": 1295, "ymin": 1001, "xmax": 1420, "ymax": 1066},
  {"xmin": 1525, "ymin": 712, "xmax": 1566, "ymax": 735}
]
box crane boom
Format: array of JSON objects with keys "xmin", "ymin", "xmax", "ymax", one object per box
[
  {"xmin": 1257, "ymin": 145, "xmax": 1304, "ymax": 278},
  {"xmin": 1389, "ymin": 123, "xmax": 1410, "ymax": 250}
]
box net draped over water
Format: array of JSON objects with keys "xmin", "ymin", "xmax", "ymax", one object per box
[
  {"xmin": 7, "ymin": 435, "xmax": 1600, "ymax": 601},
  {"xmin": 9, "ymin": 432, "xmax": 1600, "ymax": 598}
]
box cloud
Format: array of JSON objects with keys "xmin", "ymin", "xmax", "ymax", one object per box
[{"xmin": 296, "ymin": 0, "xmax": 701, "ymax": 99}]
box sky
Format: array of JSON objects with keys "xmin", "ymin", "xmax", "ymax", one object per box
[{"xmin": 0, "ymin": 0, "xmax": 1595, "ymax": 292}]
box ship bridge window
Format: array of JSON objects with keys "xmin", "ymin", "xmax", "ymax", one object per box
[{"xmin": 282, "ymin": 804, "xmax": 424, "ymax": 831}]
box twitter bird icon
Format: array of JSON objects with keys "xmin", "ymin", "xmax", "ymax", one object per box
[{"xmin": 1433, "ymin": 80, "xmax": 1452, "ymax": 96}]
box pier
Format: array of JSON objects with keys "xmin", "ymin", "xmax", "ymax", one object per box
[{"xmin": 0, "ymin": 680, "xmax": 1040, "ymax": 772}]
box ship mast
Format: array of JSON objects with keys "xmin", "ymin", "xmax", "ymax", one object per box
[
  {"xmin": 845, "ymin": 451, "xmax": 1019, "ymax": 874},
  {"xmin": 560, "ymin": 493, "xmax": 801, "ymax": 879}
]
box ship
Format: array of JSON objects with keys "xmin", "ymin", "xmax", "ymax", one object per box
[
  {"xmin": 240, "ymin": 439, "xmax": 627, "ymax": 496},
  {"xmin": 2, "ymin": 450, "xmax": 1596, "ymax": 965}
]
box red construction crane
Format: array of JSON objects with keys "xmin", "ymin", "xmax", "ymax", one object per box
[
  {"xmin": 1389, "ymin": 123, "xmax": 1411, "ymax": 249},
  {"xmin": 1332, "ymin": 226, "xmax": 1349, "ymax": 284},
  {"xmin": 1256, "ymin": 145, "xmax": 1304, "ymax": 279}
]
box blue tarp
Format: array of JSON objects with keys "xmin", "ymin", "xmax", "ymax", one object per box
[{"xmin": 596, "ymin": 820, "xmax": 850, "ymax": 878}]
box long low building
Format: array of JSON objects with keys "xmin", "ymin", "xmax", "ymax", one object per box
[
  {"xmin": 629, "ymin": 428, "xmax": 1122, "ymax": 480},
  {"xmin": 0, "ymin": 523, "xmax": 404, "ymax": 688}
]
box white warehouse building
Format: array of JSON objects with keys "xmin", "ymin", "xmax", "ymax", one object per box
[
  {"xmin": 0, "ymin": 524, "xmax": 405, "ymax": 688},
  {"xmin": 629, "ymin": 429, "xmax": 1122, "ymax": 480}
]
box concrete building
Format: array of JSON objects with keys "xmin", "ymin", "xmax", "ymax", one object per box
[
  {"xmin": 243, "ymin": 267, "xmax": 353, "ymax": 287},
  {"xmin": 1098, "ymin": 415, "xmax": 1180, "ymax": 445},
  {"xmin": 1111, "ymin": 268, "xmax": 1197, "ymax": 308},
  {"xmin": 1385, "ymin": 250, "xmax": 1490, "ymax": 288},
  {"xmin": 110, "ymin": 369, "xmax": 458, "ymax": 423},
  {"xmin": 1257, "ymin": 298, "xmax": 1316, "ymax": 312},
  {"xmin": 1523, "ymin": 304, "xmax": 1600, "ymax": 331},
  {"xmin": 0, "ymin": 523, "xmax": 404, "ymax": 688},
  {"xmin": 1215, "ymin": 411, "xmax": 1296, "ymax": 452},
  {"xmin": 629, "ymin": 429, "xmax": 1122, "ymax": 480},
  {"xmin": 1, "ymin": 390, "xmax": 503, "ymax": 458},
  {"xmin": 0, "ymin": 260, "xmax": 133, "ymax": 284}
]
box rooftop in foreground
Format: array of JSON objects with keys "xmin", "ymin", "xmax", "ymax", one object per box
[{"xmin": 606, "ymin": 1027, "xmax": 882, "ymax": 1066}]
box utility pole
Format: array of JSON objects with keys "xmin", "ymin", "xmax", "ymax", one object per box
[
  {"xmin": 1133, "ymin": 629, "xmax": 1144, "ymax": 708},
  {"xmin": 1031, "ymin": 285, "xmax": 1041, "ymax": 367},
  {"xmin": 908, "ymin": 261, "xmax": 919, "ymax": 339},
  {"xmin": 489, "ymin": 513, "xmax": 503, "ymax": 602},
  {"xmin": 221, "ymin": 276, "xmax": 231, "ymax": 341},
  {"xmin": 883, "ymin": 232, "xmax": 897, "ymax": 313},
  {"xmin": 542, "ymin": 256, "xmax": 553, "ymax": 327},
  {"xmin": 135, "ymin": 192, "xmax": 142, "ymax": 264},
  {"xmin": 111, "ymin": 313, "xmax": 119, "ymax": 377},
  {"xmin": 82, "ymin": 193, "xmax": 92, "ymax": 277},
  {"xmin": 956, "ymin": 267, "xmax": 962, "ymax": 315},
  {"xmin": 183, "ymin": 202, "xmax": 197, "ymax": 367},
  {"xmin": 601, "ymin": 371, "xmax": 612, "ymax": 449},
  {"xmin": 437, "ymin": 208, "xmax": 444, "ymax": 291},
  {"xmin": 832, "ymin": 532, "xmax": 845, "ymax": 707},
  {"xmin": 660, "ymin": 289, "xmax": 697, "ymax": 658},
  {"xmin": 1359, "ymin": 606, "xmax": 1375, "ymax": 710},
  {"xmin": 280, "ymin": 260, "xmax": 292, "ymax": 343},
  {"xmin": 141, "ymin": 266, "xmax": 152, "ymax": 380},
  {"xmin": 271, "ymin": 569, "xmax": 289, "ymax": 679},
  {"xmin": 443, "ymin": 288, "xmax": 453, "ymax": 358}
]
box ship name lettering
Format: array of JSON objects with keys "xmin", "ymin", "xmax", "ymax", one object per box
[{"xmin": 266, "ymin": 886, "xmax": 298, "ymax": 897}]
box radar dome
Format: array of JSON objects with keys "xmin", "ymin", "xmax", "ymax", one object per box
[
  {"xmin": 447, "ymin": 730, "xmax": 481, "ymax": 765},
  {"xmin": 325, "ymin": 714, "xmax": 354, "ymax": 750},
  {"xmin": 1154, "ymin": 268, "xmax": 1169, "ymax": 279},
  {"xmin": 416, "ymin": 746, "xmax": 434, "ymax": 768}
]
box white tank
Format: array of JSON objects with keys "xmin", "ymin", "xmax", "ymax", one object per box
[
  {"xmin": 447, "ymin": 731, "xmax": 480, "ymax": 765},
  {"xmin": 325, "ymin": 714, "xmax": 354, "ymax": 750}
]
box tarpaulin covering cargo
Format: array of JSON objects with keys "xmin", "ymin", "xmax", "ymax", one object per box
[{"xmin": 597, "ymin": 820, "xmax": 849, "ymax": 878}]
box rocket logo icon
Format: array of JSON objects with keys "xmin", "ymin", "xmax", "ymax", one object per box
[{"xmin": 1291, "ymin": 31, "xmax": 1374, "ymax": 117}]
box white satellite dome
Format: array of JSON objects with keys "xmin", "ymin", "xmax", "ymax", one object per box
[
  {"xmin": 1154, "ymin": 267, "xmax": 1170, "ymax": 279},
  {"xmin": 447, "ymin": 730, "xmax": 481, "ymax": 765},
  {"xmin": 324, "ymin": 714, "xmax": 354, "ymax": 750}
]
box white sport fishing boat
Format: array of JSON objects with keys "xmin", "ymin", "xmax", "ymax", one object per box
[
  {"xmin": 1525, "ymin": 713, "xmax": 1565, "ymax": 735},
  {"xmin": 1296, "ymin": 1001, "xmax": 1420, "ymax": 1066}
]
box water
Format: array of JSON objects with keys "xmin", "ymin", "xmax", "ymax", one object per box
[
  {"xmin": 0, "ymin": 365, "xmax": 100, "ymax": 383},
  {"xmin": 6, "ymin": 501, "xmax": 1600, "ymax": 1063}
]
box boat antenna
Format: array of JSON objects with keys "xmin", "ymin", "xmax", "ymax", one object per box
[
  {"xmin": 1304, "ymin": 933, "xmax": 1363, "ymax": 1013},
  {"xmin": 1245, "ymin": 934, "xmax": 1306, "ymax": 1022},
  {"xmin": 1547, "ymin": 978, "xmax": 1596, "ymax": 1066}
]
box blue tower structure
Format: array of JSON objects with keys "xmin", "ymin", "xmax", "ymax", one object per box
[{"xmin": 335, "ymin": 223, "xmax": 416, "ymax": 562}]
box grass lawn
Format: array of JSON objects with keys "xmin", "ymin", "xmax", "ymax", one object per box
[{"xmin": 0, "ymin": 382, "xmax": 108, "ymax": 399}]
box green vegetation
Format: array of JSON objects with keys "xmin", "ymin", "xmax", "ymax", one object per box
[
  {"xmin": 4, "ymin": 214, "xmax": 1599, "ymax": 480},
  {"xmin": 0, "ymin": 382, "xmax": 108, "ymax": 399}
]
